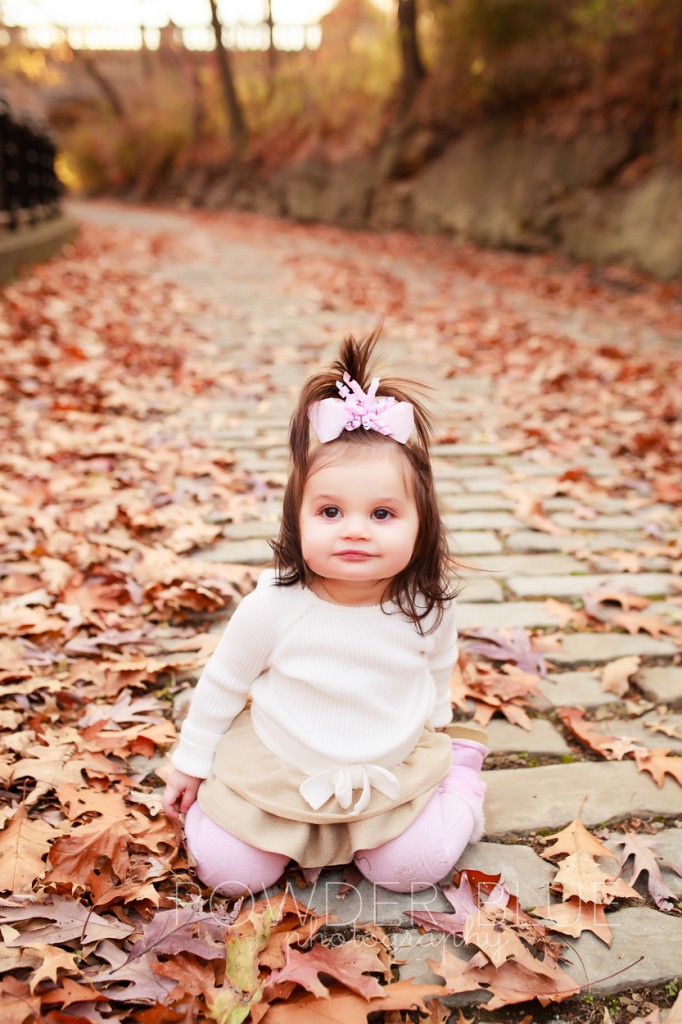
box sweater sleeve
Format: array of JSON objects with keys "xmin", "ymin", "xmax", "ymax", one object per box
[
  {"xmin": 171, "ymin": 573, "xmax": 281, "ymax": 778},
  {"xmin": 427, "ymin": 600, "xmax": 458, "ymax": 728}
]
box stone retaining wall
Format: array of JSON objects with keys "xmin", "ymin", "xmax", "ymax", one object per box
[{"xmin": 181, "ymin": 123, "xmax": 682, "ymax": 281}]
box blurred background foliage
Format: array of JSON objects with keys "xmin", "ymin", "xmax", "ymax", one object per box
[{"xmin": 1, "ymin": 0, "xmax": 680, "ymax": 196}]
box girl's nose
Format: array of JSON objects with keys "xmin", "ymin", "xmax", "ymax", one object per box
[{"xmin": 341, "ymin": 515, "xmax": 370, "ymax": 538}]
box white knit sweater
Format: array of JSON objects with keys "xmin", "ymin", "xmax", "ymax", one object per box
[{"xmin": 172, "ymin": 570, "xmax": 457, "ymax": 810}]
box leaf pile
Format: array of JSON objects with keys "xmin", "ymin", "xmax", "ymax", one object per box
[
  {"xmin": 531, "ymin": 817, "xmax": 641, "ymax": 948},
  {"xmin": 2, "ymin": 208, "xmax": 682, "ymax": 1020},
  {"xmin": 451, "ymin": 648, "xmax": 544, "ymax": 731},
  {"xmin": 403, "ymin": 818, "xmax": 680, "ymax": 1010},
  {"xmin": 406, "ymin": 867, "xmax": 581, "ymax": 1010},
  {"xmin": 0, "ymin": 225, "xmax": 279, "ymax": 1020}
]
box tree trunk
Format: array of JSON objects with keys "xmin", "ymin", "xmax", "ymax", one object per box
[
  {"xmin": 265, "ymin": 0, "xmax": 277, "ymax": 74},
  {"xmin": 140, "ymin": 24, "xmax": 153, "ymax": 79},
  {"xmin": 78, "ymin": 51, "xmax": 128, "ymax": 121},
  {"xmin": 397, "ymin": 0, "xmax": 425, "ymax": 109},
  {"xmin": 208, "ymin": 0, "xmax": 247, "ymax": 156}
]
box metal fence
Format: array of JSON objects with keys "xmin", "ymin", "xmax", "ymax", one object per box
[{"xmin": 0, "ymin": 101, "xmax": 62, "ymax": 231}]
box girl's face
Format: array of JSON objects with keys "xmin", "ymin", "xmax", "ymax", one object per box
[{"xmin": 299, "ymin": 446, "xmax": 419, "ymax": 605}]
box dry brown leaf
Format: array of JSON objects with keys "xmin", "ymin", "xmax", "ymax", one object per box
[
  {"xmin": 551, "ymin": 850, "xmax": 641, "ymax": 905},
  {"xmin": 259, "ymin": 980, "xmax": 448, "ymax": 1023},
  {"xmin": 540, "ymin": 816, "xmax": 618, "ymax": 862},
  {"xmin": 529, "ymin": 897, "xmax": 612, "ymax": 945},
  {"xmin": 543, "ymin": 599, "xmax": 588, "ymax": 629},
  {"xmin": 43, "ymin": 817, "xmax": 132, "ymax": 894},
  {"xmin": 634, "ymin": 748, "xmax": 682, "ymax": 788},
  {"xmin": 585, "ymin": 589, "xmax": 650, "ymax": 612},
  {"xmin": 611, "ymin": 611, "xmax": 681, "ymax": 638},
  {"xmin": 601, "ymin": 655, "xmax": 641, "ymax": 697},
  {"xmin": 0, "ymin": 804, "xmax": 54, "ymax": 893}
]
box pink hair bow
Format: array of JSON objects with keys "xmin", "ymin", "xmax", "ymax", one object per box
[{"xmin": 308, "ymin": 373, "xmax": 415, "ymax": 444}]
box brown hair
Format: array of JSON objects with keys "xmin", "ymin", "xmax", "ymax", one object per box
[{"xmin": 270, "ymin": 331, "xmax": 460, "ymax": 633}]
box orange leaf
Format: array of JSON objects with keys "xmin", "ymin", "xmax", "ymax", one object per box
[
  {"xmin": 260, "ymin": 980, "xmax": 446, "ymax": 1023},
  {"xmin": 540, "ymin": 817, "xmax": 615, "ymax": 862},
  {"xmin": 0, "ymin": 804, "xmax": 53, "ymax": 893},
  {"xmin": 601, "ymin": 655, "xmax": 641, "ymax": 697},
  {"xmin": 634, "ymin": 748, "xmax": 682, "ymax": 788},
  {"xmin": 530, "ymin": 897, "xmax": 612, "ymax": 945}
]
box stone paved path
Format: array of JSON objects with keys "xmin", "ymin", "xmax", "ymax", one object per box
[{"xmin": 71, "ymin": 201, "xmax": 682, "ymax": 1005}]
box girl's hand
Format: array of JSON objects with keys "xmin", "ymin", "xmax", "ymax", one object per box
[{"xmin": 162, "ymin": 769, "xmax": 202, "ymax": 820}]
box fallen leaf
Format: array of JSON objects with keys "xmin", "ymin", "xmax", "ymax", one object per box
[
  {"xmin": 462, "ymin": 628, "xmax": 547, "ymax": 677},
  {"xmin": 529, "ymin": 897, "xmax": 612, "ymax": 945},
  {"xmin": 264, "ymin": 939, "xmax": 385, "ymax": 1000},
  {"xmin": 601, "ymin": 655, "xmax": 641, "ymax": 697},
  {"xmin": 609, "ymin": 831, "xmax": 682, "ymax": 911},
  {"xmin": 0, "ymin": 804, "xmax": 54, "ymax": 893},
  {"xmin": 258, "ymin": 979, "xmax": 448, "ymax": 1022},
  {"xmin": 634, "ymin": 748, "xmax": 682, "ymax": 788}
]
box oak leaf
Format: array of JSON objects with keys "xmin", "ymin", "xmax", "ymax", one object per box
[
  {"xmin": 429, "ymin": 947, "xmax": 580, "ymax": 1011},
  {"xmin": 583, "ymin": 588, "xmax": 649, "ymax": 613},
  {"xmin": 601, "ymin": 655, "xmax": 641, "ymax": 697},
  {"xmin": 89, "ymin": 951, "xmax": 177, "ymax": 1004},
  {"xmin": 79, "ymin": 689, "xmax": 167, "ymax": 728},
  {"xmin": 543, "ymin": 599, "xmax": 588, "ymax": 629},
  {"xmin": 0, "ymin": 976, "xmax": 41, "ymax": 1024},
  {"xmin": 264, "ymin": 939, "xmax": 385, "ymax": 1000},
  {"xmin": 462, "ymin": 628, "xmax": 547, "ymax": 677},
  {"xmin": 540, "ymin": 817, "xmax": 617, "ymax": 862},
  {"xmin": 555, "ymin": 707, "xmax": 647, "ymax": 761},
  {"xmin": 634, "ymin": 748, "xmax": 682, "ymax": 788},
  {"xmin": 0, "ymin": 895, "xmax": 135, "ymax": 945},
  {"xmin": 0, "ymin": 804, "xmax": 54, "ymax": 893},
  {"xmin": 125, "ymin": 906, "xmax": 233, "ymax": 962},
  {"xmin": 43, "ymin": 816, "xmax": 131, "ymax": 893},
  {"xmin": 644, "ymin": 719, "xmax": 682, "ymax": 740},
  {"xmin": 611, "ymin": 611, "xmax": 681, "ymax": 639},
  {"xmin": 609, "ymin": 831, "xmax": 682, "ymax": 911},
  {"xmin": 26, "ymin": 944, "xmax": 83, "ymax": 991},
  {"xmin": 152, "ymin": 951, "xmax": 221, "ymax": 1002},
  {"xmin": 550, "ymin": 851, "xmax": 640, "ymax": 905},
  {"xmin": 529, "ymin": 897, "xmax": 612, "ymax": 945},
  {"xmin": 257, "ymin": 980, "xmax": 447, "ymax": 1023}
]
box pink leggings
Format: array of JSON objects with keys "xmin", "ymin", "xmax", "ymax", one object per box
[{"xmin": 184, "ymin": 740, "xmax": 486, "ymax": 896}]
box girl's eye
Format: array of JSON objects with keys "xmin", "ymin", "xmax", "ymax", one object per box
[
  {"xmin": 372, "ymin": 508, "xmax": 393, "ymax": 521},
  {"xmin": 321, "ymin": 506, "xmax": 341, "ymax": 519}
]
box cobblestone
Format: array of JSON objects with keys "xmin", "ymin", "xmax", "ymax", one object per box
[
  {"xmin": 485, "ymin": 718, "xmax": 571, "ymax": 756},
  {"xmin": 595, "ymin": 711, "xmax": 682, "ymax": 753},
  {"xmin": 637, "ymin": 667, "xmax": 682, "ymax": 709},
  {"xmin": 441, "ymin": 494, "xmax": 515, "ymax": 512},
  {"xmin": 538, "ymin": 671, "xmax": 618, "ymax": 709},
  {"xmin": 553, "ymin": 512, "xmax": 674, "ymax": 533},
  {"xmin": 506, "ymin": 531, "xmax": 643, "ymax": 553},
  {"xmin": 507, "ymin": 572, "xmax": 680, "ymax": 598},
  {"xmin": 548, "ymin": 632, "xmax": 678, "ymax": 664},
  {"xmin": 448, "ymin": 532, "xmax": 503, "ymax": 555},
  {"xmin": 445, "ymin": 511, "xmax": 522, "ymax": 531},
  {"xmin": 455, "ymin": 578, "xmax": 505, "ymax": 603},
  {"xmin": 486, "ymin": 761, "xmax": 682, "ymax": 833},
  {"xmin": 461, "ymin": 553, "xmax": 587, "ymax": 576},
  {"xmin": 455, "ymin": 601, "xmax": 570, "ymax": 630}
]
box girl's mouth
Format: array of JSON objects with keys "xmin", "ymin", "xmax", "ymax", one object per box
[{"xmin": 335, "ymin": 550, "xmax": 375, "ymax": 560}]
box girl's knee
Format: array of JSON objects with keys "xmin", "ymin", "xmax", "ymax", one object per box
[
  {"xmin": 354, "ymin": 833, "xmax": 458, "ymax": 893},
  {"xmin": 354, "ymin": 792, "xmax": 480, "ymax": 892},
  {"xmin": 184, "ymin": 802, "xmax": 289, "ymax": 897}
]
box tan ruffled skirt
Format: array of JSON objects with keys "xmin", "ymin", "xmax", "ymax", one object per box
[{"xmin": 196, "ymin": 709, "xmax": 486, "ymax": 868}]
